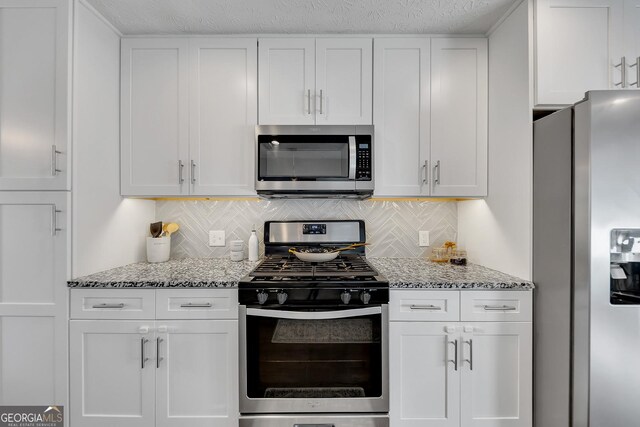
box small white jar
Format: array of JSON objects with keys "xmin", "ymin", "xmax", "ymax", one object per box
[
  {"xmin": 230, "ymin": 240, "xmax": 244, "ymax": 262},
  {"xmin": 147, "ymin": 236, "xmax": 171, "ymax": 263}
]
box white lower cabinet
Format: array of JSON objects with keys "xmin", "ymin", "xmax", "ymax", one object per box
[
  {"xmin": 156, "ymin": 320, "xmax": 238, "ymax": 427},
  {"xmin": 390, "ymin": 291, "xmax": 532, "ymax": 427},
  {"xmin": 460, "ymin": 323, "xmax": 532, "ymax": 427},
  {"xmin": 69, "ymin": 289, "xmax": 239, "ymax": 427},
  {"xmin": 69, "ymin": 320, "xmax": 156, "ymax": 427},
  {"xmin": 0, "ymin": 192, "xmax": 68, "ymax": 407},
  {"xmin": 390, "ymin": 322, "xmax": 460, "ymax": 427}
]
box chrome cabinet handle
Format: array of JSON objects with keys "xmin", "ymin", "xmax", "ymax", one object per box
[
  {"xmin": 294, "ymin": 424, "xmax": 335, "ymax": 427},
  {"xmin": 180, "ymin": 302, "xmax": 212, "ymax": 308},
  {"xmin": 448, "ymin": 339, "xmax": 458, "ymax": 371},
  {"xmin": 464, "ymin": 339, "xmax": 473, "ymax": 370},
  {"xmin": 410, "ymin": 304, "xmax": 442, "ymax": 310},
  {"xmin": 51, "ymin": 145, "xmax": 62, "ymax": 176},
  {"xmin": 615, "ymin": 57, "xmax": 627, "ymax": 88},
  {"xmin": 434, "ymin": 160, "xmax": 441, "ymax": 185},
  {"xmin": 178, "ymin": 160, "xmax": 185, "ymax": 184},
  {"xmin": 422, "ymin": 160, "xmax": 428, "ymax": 184},
  {"xmin": 630, "ymin": 57, "xmax": 640, "ymax": 87},
  {"xmin": 92, "ymin": 303, "xmax": 125, "ymax": 309},
  {"xmin": 141, "ymin": 338, "xmax": 149, "ymax": 369},
  {"xmin": 307, "ymin": 89, "xmax": 311, "ymax": 115},
  {"xmin": 156, "ymin": 337, "xmax": 164, "ymax": 368},
  {"xmin": 319, "ymin": 89, "xmax": 324, "ymax": 115},
  {"xmin": 482, "ymin": 304, "xmax": 517, "ymax": 311},
  {"xmin": 191, "ymin": 160, "xmax": 196, "ymax": 184},
  {"xmin": 51, "ymin": 206, "xmax": 62, "ymax": 236}
]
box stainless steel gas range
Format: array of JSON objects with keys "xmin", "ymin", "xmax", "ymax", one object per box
[{"xmin": 238, "ymin": 220, "xmax": 389, "ymax": 427}]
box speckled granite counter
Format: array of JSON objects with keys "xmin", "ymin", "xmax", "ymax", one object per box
[
  {"xmin": 368, "ymin": 258, "xmax": 533, "ymax": 290},
  {"xmin": 68, "ymin": 257, "xmax": 533, "ymax": 290},
  {"xmin": 68, "ymin": 258, "xmax": 259, "ymax": 288}
]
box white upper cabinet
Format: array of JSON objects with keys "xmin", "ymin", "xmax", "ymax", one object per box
[
  {"xmin": 121, "ymin": 38, "xmax": 190, "ymax": 196},
  {"xmin": 535, "ymin": 0, "xmax": 626, "ymax": 106},
  {"xmin": 374, "ymin": 37, "xmax": 487, "ymax": 198},
  {"xmin": 625, "ymin": 0, "xmax": 640, "ymax": 88},
  {"xmin": 258, "ymin": 38, "xmax": 315, "ymax": 125},
  {"xmin": 0, "ymin": 0, "xmax": 70, "ymax": 190},
  {"xmin": 189, "ymin": 39, "xmax": 257, "ymax": 196},
  {"xmin": 373, "ymin": 38, "xmax": 431, "ymax": 197},
  {"xmin": 316, "ymin": 38, "xmax": 372, "ymax": 124},
  {"xmin": 431, "ymin": 38, "xmax": 488, "ymax": 197},
  {"xmin": 121, "ymin": 37, "xmax": 258, "ymax": 197},
  {"xmin": 258, "ymin": 37, "xmax": 372, "ymax": 125}
]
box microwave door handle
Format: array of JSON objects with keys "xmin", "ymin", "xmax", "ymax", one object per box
[
  {"xmin": 348, "ymin": 136, "xmax": 356, "ymax": 180},
  {"xmin": 246, "ymin": 306, "xmax": 381, "ymax": 320}
]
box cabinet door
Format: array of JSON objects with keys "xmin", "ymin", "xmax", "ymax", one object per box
[
  {"xmin": 316, "ymin": 38, "xmax": 372, "ymax": 125},
  {"xmin": 625, "ymin": 0, "xmax": 640, "ymax": 88},
  {"xmin": 536, "ymin": 0, "xmax": 625, "ymax": 106},
  {"xmin": 189, "ymin": 38, "xmax": 257, "ymax": 196},
  {"xmin": 0, "ymin": 192, "xmax": 68, "ymax": 406},
  {"xmin": 460, "ymin": 323, "xmax": 532, "ymax": 427},
  {"xmin": 431, "ymin": 38, "xmax": 488, "ymax": 197},
  {"xmin": 121, "ymin": 38, "xmax": 190, "ymax": 196},
  {"xmin": 258, "ymin": 38, "xmax": 315, "ymax": 125},
  {"xmin": 69, "ymin": 321, "xmax": 155, "ymax": 427},
  {"xmin": 373, "ymin": 38, "xmax": 430, "ymax": 197},
  {"xmin": 156, "ymin": 320, "xmax": 238, "ymax": 427},
  {"xmin": 390, "ymin": 322, "xmax": 460, "ymax": 427},
  {"xmin": 0, "ymin": 0, "xmax": 70, "ymax": 190}
]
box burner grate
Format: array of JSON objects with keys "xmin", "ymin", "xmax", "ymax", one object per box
[{"xmin": 249, "ymin": 254, "xmax": 378, "ymax": 279}]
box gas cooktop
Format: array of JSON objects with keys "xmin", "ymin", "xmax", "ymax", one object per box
[{"xmin": 238, "ymin": 220, "xmax": 388, "ymax": 306}]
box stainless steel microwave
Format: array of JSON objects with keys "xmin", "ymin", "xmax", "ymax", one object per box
[{"xmin": 255, "ymin": 125, "xmax": 374, "ymax": 199}]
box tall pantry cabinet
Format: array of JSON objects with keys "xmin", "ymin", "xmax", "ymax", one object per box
[{"xmin": 0, "ymin": 0, "xmax": 70, "ymax": 412}]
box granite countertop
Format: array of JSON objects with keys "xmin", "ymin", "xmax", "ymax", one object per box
[
  {"xmin": 68, "ymin": 258, "xmax": 259, "ymax": 288},
  {"xmin": 69, "ymin": 257, "xmax": 533, "ymax": 290},
  {"xmin": 369, "ymin": 258, "xmax": 533, "ymax": 290}
]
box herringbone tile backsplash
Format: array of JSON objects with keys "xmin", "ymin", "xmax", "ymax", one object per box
[{"xmin": 156, "ymin": 199, "xmax": 457, "ymax": 259}]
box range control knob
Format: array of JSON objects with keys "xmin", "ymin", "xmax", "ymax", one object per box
[
  {"xmin": 340, "ymin": 291, "xmax": 352, "ymax": 305},
  {"xmin": 277, "ymin": 291, "xmax": 288, "ymax": 305},
  {"xmin": 257, "ymin": 291, "xmax": 268, "ymax": 305},
  {"xmin": 360, "ymin": 291, "xmax": 371, "ymax": 305}
]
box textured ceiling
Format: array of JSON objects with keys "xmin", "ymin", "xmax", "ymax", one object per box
[{"xmin": 86, "ymin": 0, "xmax": 517, "ymax": 35}]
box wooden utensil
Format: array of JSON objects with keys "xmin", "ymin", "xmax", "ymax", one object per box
[{"xmin": 162, "ymin": 222, "xmax": 179, "ymax": 236}]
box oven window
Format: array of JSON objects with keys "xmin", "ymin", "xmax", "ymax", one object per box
[
  {"xmin": 258, "ymin": 136, "xmax": 349, "ymax": 180},
  {"xmin": 245, "ymin": 312, "xmax": 383, "ymax": 399}
]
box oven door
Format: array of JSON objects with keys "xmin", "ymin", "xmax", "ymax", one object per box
[
  {"xmin": 256, "ymin": 134, "xmax": 357, "ymax": 192},
  {"xmin": 240, "ymin": 305, "xmax": 389, "ymax": 414}
]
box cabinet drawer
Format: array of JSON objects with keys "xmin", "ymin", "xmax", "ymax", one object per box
[
  {"xmin": 460, "ymin": 290, "xmax": 532, "ymax": 321},
  {"xmin": 156, "ymin": 289, "xmax": 238, "ymax": 319},
  {"xmin": 70, "ymin": 289, "xmax": 155, "ymax": 319},
  {"xmin": 389, "ymin": 290, "xmax": 460, "ymax": 321}
]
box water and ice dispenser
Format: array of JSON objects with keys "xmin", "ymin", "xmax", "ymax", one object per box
[{"xmin": 610, "ymin": 229, "xmax": 640, "ymax": 304}]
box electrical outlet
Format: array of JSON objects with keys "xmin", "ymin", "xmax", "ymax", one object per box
[
  {"xmin": 419, "ymin": 231, "xmax": 430, "ymax": 247},
  {"xmin": 209, "ymin": 230, "xmax": 225, "ymax": 247}
]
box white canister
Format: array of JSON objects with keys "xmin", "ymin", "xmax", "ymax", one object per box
[
  {"xmin": 230, "ymin": 240, "xmax": 244, "ymax": 262},
  {"xmin": 147, "ymin": 236, "xmax": 171, "ymax": 263}
]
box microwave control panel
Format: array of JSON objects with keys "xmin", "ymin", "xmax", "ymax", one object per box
[{"xmin": 356, "ymin": 140, "xmax": 372, "ymax": 180}]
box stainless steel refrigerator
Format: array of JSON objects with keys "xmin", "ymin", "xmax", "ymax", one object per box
[{"xmin": 534, "ymin": 90, "xmax": 640, "ymax": 427}]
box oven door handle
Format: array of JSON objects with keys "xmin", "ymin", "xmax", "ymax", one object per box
[
  {"xmin": 246, "ymin": 306, "xmax": 381, "ymax": 320},
  {"xmin": 348, "ymin": 136, "xmax": 356, "ymax": 180}
]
